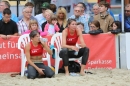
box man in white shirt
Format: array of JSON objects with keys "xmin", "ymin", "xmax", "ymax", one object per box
[{"xmin": 35, "ymin": 2, "xmax": 50, "ymax": 26}]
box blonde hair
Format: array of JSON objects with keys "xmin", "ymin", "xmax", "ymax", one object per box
[
  {"xmin": 44, "ymin": 9, "xmax": 53, "ymax": 16},
  {"xmin": 29, "ymin": 20, "xmax": 38, "ymax": 30},
  {"xmin": 56, "ymin": 7, "xmax": 67, "ymax": 28}
]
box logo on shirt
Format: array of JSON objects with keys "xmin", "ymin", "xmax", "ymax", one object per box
[
  {"xmin": 67, "ymin": 37, "xmax": 76, "ymax": 41},
  {"xmin": 31, "ymin": 48, "xmax": 40, "ymax": 53}
]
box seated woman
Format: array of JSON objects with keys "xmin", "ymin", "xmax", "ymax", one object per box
[
  {"xmin": 23, "ymin": 20, "xmax": 47, "ymax": 36},
  {"xmin": 89, "ymin": 20, "xmax": 103, "ymax": 35},
  {"xmin": 110, "ymin": 21, "xmax": 121, "ymax": 34},
  {"xmin": 25, "ymin": 30, "xmax": 54, "ymax": 79},
  {"xmin": 59, "ymin": 19, "xmax": 89, "ymax": 76}
]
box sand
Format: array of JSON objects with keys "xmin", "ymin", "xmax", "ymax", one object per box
[{"xmin": 0, "ymin": 68, "xmax": 130, "ymax": 86}]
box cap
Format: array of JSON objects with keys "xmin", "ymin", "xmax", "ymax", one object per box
[{"xmin": 41, "ymin": 2, "xmax": 50, "ymax": 9}]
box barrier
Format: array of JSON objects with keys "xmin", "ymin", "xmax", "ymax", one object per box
[
  {"xmin": 0, "ymin": 34, "xmax": 117, "ymax": 73},
  {"xmin": 120, "ymin": 33, "xmax": 130, "ymax": 69}
]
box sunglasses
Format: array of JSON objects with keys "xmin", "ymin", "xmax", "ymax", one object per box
[{"xmin": 125, "ymin": 10, "xmax": 130, "ymax": 12}]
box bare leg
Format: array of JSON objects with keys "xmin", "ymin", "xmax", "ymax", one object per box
[
  {"xmin": 64, "ymin": 66, "xmax": 69, "ymax": 76},
  {"xmin": 80, "ymin": 64, "xmax": 85, "ymax": 76}
]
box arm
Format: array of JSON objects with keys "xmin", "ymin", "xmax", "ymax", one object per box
[
  {"xmin": 25, "ymin": 43, "xmax": 40, "ymax": 71},
  {"xmin": 76, "ymin": 29, "xmax": 86, "ymax": 48},
  {"xmin": 108, "ymin": 17, "xmax": 114, "ymax": 31},
  {"xmin": 54, "ymin": 24, "xmax": 60, "ymax": 32},
  {"xmin": 40, "ymin": 41, "xmax": 52, "ymax": 55}
]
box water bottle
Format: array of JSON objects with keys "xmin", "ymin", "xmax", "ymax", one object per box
[
  {"xmin": 24, "ymin": 67, "xmax": 28, "ymax": 77},
  {"xmin": 74, "ymin": 51, "xmax": 78, "ymax": 56}
]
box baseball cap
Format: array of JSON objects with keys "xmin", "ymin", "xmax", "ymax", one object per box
[{"xmin": 41, "ymin": 2, "xmax": 50, "ymax": 9}]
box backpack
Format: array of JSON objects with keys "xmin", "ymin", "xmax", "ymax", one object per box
[{"xmin": 58, "ymin": 61, "xmax": 81, "ymax": 73}]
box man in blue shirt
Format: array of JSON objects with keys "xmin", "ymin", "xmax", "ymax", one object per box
[
  {"xmin": 124, "ymin": 4, "xmax": 130, "ymax": 32},
  {"xmin": 0, "ymin": 1, "xmax": 18, "ymax": 23},
  {"xmin": 69, "ymin": 6, "xmax": 89, "ymax": 33}
]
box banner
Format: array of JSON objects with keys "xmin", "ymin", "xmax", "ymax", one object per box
[{"xmin": 0, "ymin": 34, "xmax": 116, "ymax": 73}]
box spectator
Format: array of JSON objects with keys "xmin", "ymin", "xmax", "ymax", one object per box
[
  {"xmin": 0, "ymin": 8, "xmax": 18, "ymax": 39},
  {"xmin": 89, "ymin": 3, "xmax": 100, "ymax": 23},
  {"xmin": 59, "ymin": 19, "xmax": 89, "ymax": 76},
  {"xmin": 25, "ymin": 30, "xmax": 54, "ymax": 79},
  {"xmin": 77, "ymin": 2, "xmax": 90, "ymax": 22},
  {"xmin": 0, "ymin": 1, "xmax": 18, "ymax": 22},
  {"xmin": 110, "ymin": 21, "xmax": 121, "ymax": 34},
  {"xmin": 35, "ymin": 2, "xmax": 50, "ymax": 26},
  {"xmin": 22, "ymin": 20, "xmax": 47, "ymax": 36},
  {"xmin": 41, "ymin": 9, "xmax": 53, "ymax": 31},
  {"xmin": 18, "ymin": 2, "xmax": 35, "ymax": 21},
  {"xmin": 56, "ymin": 7, "xmax": 67, "ymax": 32},
  {"xmin": 94, "ymin": 1, "xmax": 114, "ymax": 33},
  {"xmin": 44, "ymin": 14, "xmax": 59, "ymax": 36},
  {"xmin": 98, "ymin": 0, "xmax": 115, "ymax": 20},
  {"xmin": 77, "ymin": 22, "xmax": 86, "ymax": 34},
  {"xmin": 124, "ymin": 4, "xmax": 130, "ymax": 32},
  {"xmin": 50, "ymin": 4, "xmax": 57, "ymax": 13},
  {"xmin": 17, "ymin": 7, "xmax": 33, "ymax": 35},
  {"xmin": 89, "ymin": 20, "xmax": 103, "ymax": 35},
  {"xmin": 69, "ymin": 6, "xmax": 89, "ymax": 33}
]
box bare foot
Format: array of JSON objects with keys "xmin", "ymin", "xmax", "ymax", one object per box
[
  {"xmin": 65, "ymin": 72, "xmax": 69, "ymax": 76},
  {"xmin": 80, "ymin": 71, "xmax": 85, "ymax": 76}
]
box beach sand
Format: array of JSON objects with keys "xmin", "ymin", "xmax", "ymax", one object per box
[{"xmin": 0, "ymin": 68, "xmax": 130, "ymax": 86}]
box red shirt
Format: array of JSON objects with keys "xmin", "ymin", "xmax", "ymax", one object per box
[
  {"xmin": 30, "ymin": 41, "xmax": 43, "ymax": 56},
  {"xmin": 66, "ymin": 29, "xmax": 78, "ymax": 45}
]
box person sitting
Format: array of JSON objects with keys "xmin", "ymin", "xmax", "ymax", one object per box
[
  {"xmin": 110, "ymin": 21, "xmax": 121, "ymax": 34},
  {"xmin": 44, "ymin": 14, "xmax": 60, "ymax": 36},
  {"xmin": 59, "ymin": 19, "xmax": 89, "ymax": 76},
  {"xmin": 0, "ymin": 8, "xmax": 18, "ymax": 39},
  {"xmin": 89, "ymin": 20, "xmax": 103, "ymax": 35},
  {"xmin": 25, "ymin": 30, "xmax": 54, "ymax": 79},
  {"xmin": 77, "ymin": 22, "xmax": 86, "ymax": 34},
  {"xmin": 22, "ymin": 20, "xmax": 47, "ymax": 36}
]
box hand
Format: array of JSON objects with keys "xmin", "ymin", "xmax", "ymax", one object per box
[
  {"xmin": 38, "ymin": 68, "xmax": 45, "ymax": 75},
  {"xmin": 80, "ymin": 43, "xmax": 86, "ymax": 48},
  {"xmin": 6, "ymin": 35, "xmax": 11, "ymax": 39},
  {"xmin": 71, "ymin": 46, "xmax": 79, "ymax": 51},
  {"xmin": 0, "ymin": 35, "xmax": 7, "ymax": 39}
]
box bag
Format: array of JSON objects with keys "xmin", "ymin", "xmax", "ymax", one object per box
[{"xmin": 58, "ymin": 61, "xmax": 81, "ymax": 73}]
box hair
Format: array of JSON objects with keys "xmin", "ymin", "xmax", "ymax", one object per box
[
  {"xmin": 98, "ymin": 1, "xmax": 110, "ymax": 9},
  {"xmin": 77, "ymin": 22, "xmax": 84, "ymax": 27},
  {"xmin": 77, "ymin": 2, "xmax": 86, "ymax": 11},
  {"xmin": 44, "ymin": 9, "xmax": 53, "ymax": 16},
  {"xmin": 29, "ymin": 30, "xmax": 39, "ymax": 38},
  {"xmin": 125, "ymin": 4, "xmax": 130, "ymax": 8},
  {"xmin": 3, "ymin": 8, "xmax": 11, "ymax": 15},
  {"xmin": 50, "ymin": 4, "xmax": 57, "ymax": 13},
  {"xmin": 29, "ymin": 20, "xmax": 38, "ymax": 30},
  {"xmin": 2, "ymin": 1, "xmax": 10, "ymax": 8},
  {"xmin": 111, "ymin": 21, "xmax": 122, "ymax": 29},
  {"xmin": 67, "ymin": 18, "xmax": 76, "ymax": 26},
  {"xmin": 90, "ymin": 20, "xmax": 100, "ymax": 29},
  {"xmin": 24, "ymin": 2, "xmax": 34, "ymax": 7},
  {"xmin": 93, "ymin": 3, "xmax": 99, "ymax": 8},
  {"xmin": 56, "ymin": 7, "xmax": 67, "ymax": 28},
  {"xmin": 51, "ymin": 14, "xmax": 57, "ymax": 21}
]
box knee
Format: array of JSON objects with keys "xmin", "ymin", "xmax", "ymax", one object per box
[
  {"xmin": 46, "ymin": 71, "xmax": 55, "ymax": 78},
  {"xmin": 27, "ymin": 74, "xmax": 37, "ymax": 79},
  {"xmin": 84, "ymin": 47, "xmax": 89, "ymax": 53},
  {"xmin": 59, "ymin": 48, "xmax": 68, "ymax": 57}
]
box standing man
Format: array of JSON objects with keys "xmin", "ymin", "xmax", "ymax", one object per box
[
  {"xmin": 94, "ymin": 1, "xmax": 114, "ymax": 33},
  {"xmin": 0, "ymin": 8, "xmax": 18, "ymax": 39},
  {"xmin": 35, "ymin": 2, "xmax": 50, "ymax": 26},
  {"xmin": 69, "ymin": 6, "xmax": 89, "ymax": 33},
  {"xmin": 0, "ymin": 1, "xmax": 18, "ymax": 22},
  {"xmin": 124, "ymin": 4, "xmax": 130, "ymax": 32}
]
